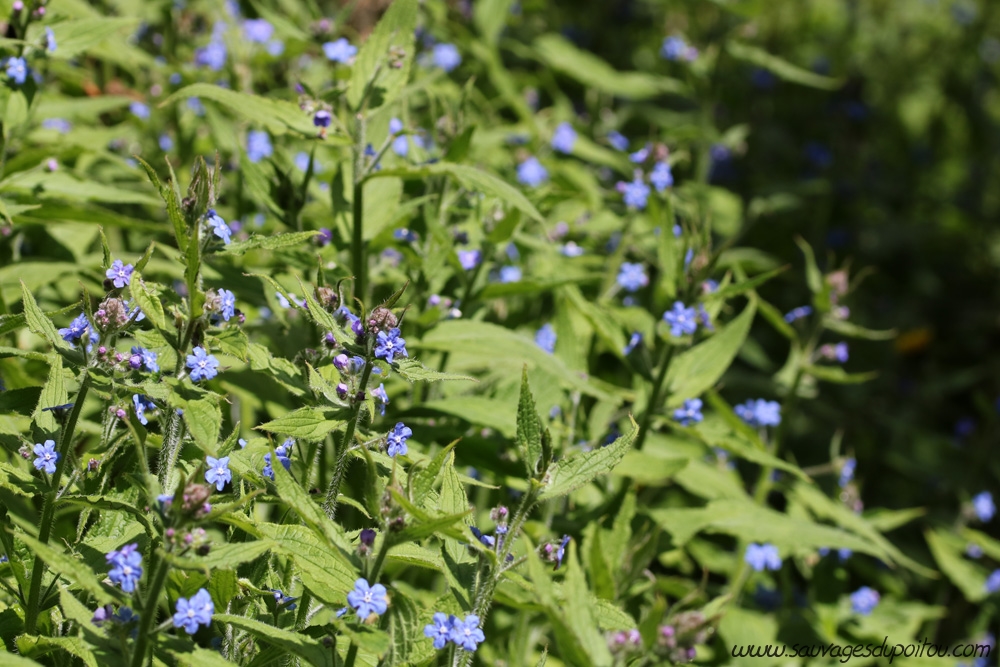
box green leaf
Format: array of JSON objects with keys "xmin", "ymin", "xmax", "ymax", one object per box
[
  {"xmin": 134, "ymin": 156, "xmax": 188, "ymax": 252},
  {"xmin": 704, "ymin": 266, "xmax": 788, "ymax": 302},
  {"xmin": 516, "ymin": 367, "xmax": 544, "ymax": 477},
  {"xmin": 534, "ymin": 34, "xmax": 685, "ymax": 100},
  {"xmin": 17, "ymin": 635, "xmax": 98, "ymax": 667},
  {"xmin": 172, "ymin": 647, "xmax": 241, "ymax": 667},
  {"xmin": 541, "ymin": 415, "xmax": 637, "ymax": 500},
  {"xmin": 168, "ymin": 540, "xmax": 273, "ymax": 571},
  {"xmin": 805, "ymin": 365, "xmax": 877, "ymax": 384},
  {"xmin": 473, "ymin": 0, "xmax": 515, "ymax": 45},
  {"xmin": 257, "ymin": 407, "xmax": 343, "ymax": 441},
  {"xmin": 178, "ymin": 396, "xmax": 222, "ymax": 453},
  {"xmin": 348, "ymin": 0, "xmax": 418, "ymax": 110},
  {"xmin": 213, "ymin": 613, "xmax": 334, "ymax": 667},
  {"xmin": 793, "ymin": 236, "xmax": 825, "ymax": 297},
  {"xmin": 258, "ymin": 523, "xmax": 357, "ymax": 605},
  {"xmin": 16, "ymin": 531, "xmax": 115, "ymax": 605},
  {"xmin": 129, "ymin": 273, "xmax": 167, "ymax": 331},
  {"xmin": 925, "ymin": 529, "xmax": 986, "ymax": 603},
  {"xmin": 163, "ymin": 84, "xmax": 320, "ymax": 136},
  {"xmin": 49, "ymin": 18, "xmax": 140, "ymax": 59},
  {"xmin": 20, "ymin": 281, "xmax": 70, "ymax": 350},
  {"xmin": 563, "ymin": 543, "xmax": 614, "ymax": 666},
  {"xmin": 726, "ymin": 42, "xmax": 842, "ymax": 90},
  {"xmin": 665, "ymin": 300, "xmax": 756, "ymax": 407},
  {"xmin": 32, "ymin": 355, "xmax": 67, "ymax": 435},
  {"xmin": 393, "ymin": 358, "xmax": 476, "ymax": 383},
  {"xmin": 411, "ymin": 441, "xmax": 459, "ymax": 506},
  {"xmin": 610, "ymin": 451, "xmax": 687, "ymax": 485},
  {"xmin": 823, "ymin": 318, "xmax": 896, "ymax": 341},
  {"xmin": 383, "ymin": 590, "xmax": 424, "ymax": 665},
  {"xmin": 221, "ymin": 231, "xmax": 319, "ymax": 256}
]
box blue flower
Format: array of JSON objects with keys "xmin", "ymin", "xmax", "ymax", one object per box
[
  {"xmin": 607, "ymin": 131, "xmax": 629, "ymax": 151},
  {"xmin": 205, "ymin": 456, "xmax": 232, "ymax": 491},
  {"xmin": 172, "ymin": 588, "xmax": 214, "ymax": 634},
  {"xmin": 195, "ymin": 40, "xmax": 227, "ymax": 70},
  {"xmin": 661, "ymin": 36, "xmax": 697, "ymax": 62},
  {"xmin": 431, "ymin": 43, "xmax": 461, "ymax": 72},
  {"xmin": 375, "ymin": 328, "xmax": 408, "ymax": 363},
  {"xmin": 206, "ymin": 209, "xmax": 231, "ymax": 244},
  {"xmin": 6, "ymin": 57, "xmax": 27, "ymax": 85},
  {"xmin": 838, "ymin": 457, "xmax": 856, "ymax": 488},
  {"xmin": 470, "ymin": 526, "xmax": 495, "ymax": 548},
  {"xmin": 262, "ymin": 440, "xmax": 293, "ymax": 480},
  {"xmin": 987, "ymin": 570, "xmax": 1000, "ymax": 594},
  {"xmin": 623, "ymin": 332, "xmax": 642, "ymax": 355},
  {"xmin": 133, "ymin": 395, "xmax": 156, "ymax": 426},
  {"xmin": 158, "ymin": 134, "xmax": 174, "ymax": 152},
  {"xmin": 106, "ymin": 543, "xmax": 142, "ymax": 593},
  {"xmin": 973, "ymin": 492, "xmax": 995, "ymax": 522},
  {"xmin": 618, "ymin": 177, "xmax": 650, "ymax": 209},
  {"xmin": 516, "ymin": 157, "xmax": 548, "ymax": 187},
  {"xmin": 42, "ymin": 118, "xmax": 71, "ymax": 133},
  {"xmin": 186, "ymin": 347, "xmax": 220, "ymax": 382},
  {"xmin": 372, "ymin": 384, "xmax": 389, "ymax": 416},
  {"xmin": 457, "ymin": 249, "xmax": 481, "ymax": 271},
  {"xmin": 33, "ymin": 440, "xmax": 59, "ymax": 474},
  {"xmin": 498, "ymin": 266, "xmax": 522, "ymax": 283},
  {"xmin": 673, "ymin": 398, "xmax": 704, "ymax": 426},
  {"xmin": 217, "ymin": 288, "xmax": 236, "ymax": 321},
  {"xmin": 106, "ymin": 259, "xmax": 134, "ymax": 288},
  {"xmin": 130, "ymin": 346, "xmax": 159, "ymax": 373},
  {"xmin": 129, "ymin": 102, "xmax": 150, "ymax": 119},
  {"xmin": 44, "ymin": 27, "xmax": 57, "ymax": 53},
  {"xmin": 535, "ymin": 324, "xmax": 557, "ymax": 354},
  {"xmin": 386, "ymin": 422, "xmax": 412, "ymax": 458},
  {"xmin": 323, "ymin": 38, "xmax": 357, "ymax": 63},
  {"xmin": 59, "ymin": 313, "xmax": 92, "ymax": 343},
  {"xmin": 243, "ymin": 18, "xmax": 274, "ymax": 43},
  {"xmin": 617, "ymin": 262, "xmax": 648, "ymax": 292},
  {"xmin": 735, "ymin": 399, "xmax": 782, "ymax": 428},
  {"xmin": 271, "ymin": 589, "xmax": 297, "ymax": 610},
  {"xmin": 551, "ymin": 122, "xmax": 576, "ymax": 154},
  {"xmin": 744, "ymin": 543, "xmax": 782, "ymax": 572},
  {"xmin": 247, "ymin": 130, "xmax": 273, "ymax": 163},
  {"xmin": 783, "ymin": 305, "xmax": 813, "ymax": 323},
  {"xmin": 266, "ymin": 40, "xmax": 285, "ymax": 56},
  {"xmin": 449, "ymin": 614, "xmax": 485, "ymax": 652},
  {"xmin": 313, "ymin": 110, "xmax": 332, "ymax": 128},
  {"xmin": 424, "ymin": 612, "xmax": 455, "ymax": 649},
  {"xmin": 555, "ymin": 535, "xmax": 570, "ymax": 569},
  {"xmin": 650, "ymin": 161, "xmax": 674, "ymax": 192},
  {"xmin": 347, "ymin": 578, "xmax": 388, "ymax": 618},
  {"xmin": 662, "ymin": 301, "xmax": 698, "ymax": 337},
  {"xmin": 849, "ymin": 586, "xmax": 880, "ymax": 615},
  {"xmin": 629, "ymin": 144, "xmax": 650, "ymax": 163}
]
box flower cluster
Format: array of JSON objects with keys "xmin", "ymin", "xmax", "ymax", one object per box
[{"xmin": 423, "ymin": 613, "xmax": 485, "ymax": 652}]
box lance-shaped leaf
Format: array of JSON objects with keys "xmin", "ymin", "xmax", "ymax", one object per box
[
  {"xmin": 540, "ymin": 416, "xmax": 637, "ymax": 500},
  {"xmin": 517, "ymin": 367, "xmax": 543, "ymax": 477}
]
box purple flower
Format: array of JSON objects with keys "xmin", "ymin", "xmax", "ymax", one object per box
[
  {"xmin": 650, "ymin": 161, "xmax": 673, "ymax": 192},
  {"xmin": 783, "ymin": 305, "xmax": 813, "ymax": 323},
  {"xmin": 186, "ymin": 346, "xmax": 220, "ymax": 382},
  {"xmin": 347, "ymin": 578, "xmax": 388, "ymax": 618},
  {"xmin": 217, "ymin": 288, "xmax": 236, "ymax": 321},
  {"xmin": 106, "ymin": 260, "xmax": 134, "ymax": 288},
  {"xmin": 618, "ymin": 177, "xmax": 650, "ymax": 209},
  {"xmin": 313, "ymin": 109, "xmax": 332, "ymax": 128},
  {"xmin": 617, "ymin": 262, "xmax": 648, "ymax": 292},
  {"xmin": 130, "ymin": 346, "xmax": 159, "ymax": 373},
  {"xmin": 662, "ymin": 301, "xmax": 698, "ymax": 337},
  {"xmin": 386, "ymin": 422, "xmax": 412, "ymax": 457},
  {"xmin": 457, "ymin": 249, "xmax": 481, "ymax": 271},
  {"xmin": 449, "ymin": 614, "xmax": 485, "ymax": 651},
  {"xmin": 850, "ymin": 586, "xmax": 880, "ymax": 615},
  {"xmin": 661, "ymin": 36, "xmax": 697, "ymax": 62},
  {"xmin": 744, "ymin": 543, "xmax": 782, "ymax": 572},
  {"xmin": 247, "ymin": 130, "xmax": 273, "ymax": 163},
  {"xmin": 424, "ymin": 612, "xmax": 455, "ymax": 649},
  {"xmin": 205, "ymin": 456, "xmax": 232, "ymax": 491},
  {"xmin": 42, "ymin": 118, "xmax": 71, "ymax": 133},
  {"xmin": 973, "ymin": 492, "xmax": 995, "ymax": 522},
  {"xmin": 374, "ymin": 328, "xmax": 408, "ymax": 363},
  {"xmin": 195, "ymin": 40, "xmax": 227, "ymax": 71},
  {"xmin": 431, "ymin": 43, "xmax": 461, "ymax": 72},
  {"xmin": 243, "ymin": 18, "xmax": 274, "ymax": 43},
  {"xmin": 607, "ymin": 131, "xmax": 629, "ymax": 151},
  {"xmin": 372, "ymin": 383, "xmax": 389, "ymax": 416},
  {"xmin": 498, "ymin": 266, "xmax": 522, "ymax": 283},
  {"xmin": 535, "ymin": 324, "xmax": 556, "ymax": 354},
  {"xmin": 516, "ymin": 157, "xmax": 548, "ymax": 187},
  {"xmin": 33, "ymin": 439, "xmax": 59, "ymax": 474},
  {"xmin": 323, "ymin": 38, "xmax": 357, "ymax": 63},
  {"xmin": 735, "ymin": 399, "xmax": 782, "ymax": 428},
  {"xmin": 629, "ymin": 144, "xmax": 650, "ymax": 163},
  {"xmin": 107, "ymin": 543, "xmax": 143, "ymax": 593},
  {"xmin": 206, "ymin": 209, "xmax": 231, "ymax": 244},
  {"xmin": 673, "ymin": 398, "xmax": 704, "ymax": 426},
  {"xmin": 133, "ymin": 395, "xmax": 156, "ymax": 426},
  {"xmin": 551, "ymin": 122, "xmax": 576, "ymax": 154},
  {"xmin": 172, "ymin": 588, "xmax": 214, "ymax": 634}
]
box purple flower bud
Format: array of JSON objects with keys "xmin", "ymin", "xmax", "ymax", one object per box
[
  {"xmin": 360, "ymin": 528, "xmax": 376, "ymax": 546},
  {"xmin": 351, "ymin": 319, "xmax": 365, "ymax": 337},
  {"xmin": 129, "ymin": 354, "xmax": 143, "ymax": 370},
  {"xmin": 336, "ymin": 383, "xmax": 349, "ymax": 398},
  {"xmin": 334, "ymin": 354, "xmax": 349, "ymax": 371}
]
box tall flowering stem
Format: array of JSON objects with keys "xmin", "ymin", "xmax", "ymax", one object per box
[
  {"xmin": 323, "ymin": 353, "xmax": 375, "ymax": 519},
  {"xmin": 633, "ymin": 344, "xmax": 677, "ymax": 452},
  {"xmin": 129, "ymin": 551, "xmax": 171, "ymax": 667}
]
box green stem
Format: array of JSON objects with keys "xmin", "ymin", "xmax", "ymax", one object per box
[
  {"xmin": 323, "ymin": 358, "xmax": 375, "ymax": 518},
  {"xmin": 25, "ymin": 371, "xmax": 92, "ymax": 634},
  {"xmin": 130, "ymin": 554, "xmax": 170, "ymax": 667},
  {"xmin": 157, "ymin": 409, "xmax": 185, "ymax": 491},
  {"xmin": 351, "ymin": 116, "xmax": 367, "ymax": 303},
  {"xmin": 633, "ymin": 344, "xmax": 677, "ymax": 452}
]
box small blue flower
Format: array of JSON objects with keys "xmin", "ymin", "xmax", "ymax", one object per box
[
  {"xmin": 374, "ymin": 328, "xmax": 408, "ymax": 364},
  {"xmin": 59, "ymin": 313, "xmax": 92, "ymax": 343},
  {"xmin": 424, "ymin": 612, "xmax": 454, "ymax": 649},
  {"xmin": 457, "ymin": 249, "xmax": 481, "ymax": 271},
  {"xmin": 744, "ymin": 543, "xmax": 782, "ymax": 572},
  {"xmin": 195, "ymin": 40, "xmax": 227, "ymax": 71},
  {"xmin": 535, "ymin": 324, "xmax": 556, "ymax": 354},
  {"xmin": 6, "ymin": 57, "xmax": 27, "ymax": 85},
  {"xmin": 449, "ymin": 614, "xmax": 485, "ymax": 652},
  {"xmin": 555, "ymin": 535, "xmax": 570, "ymax": 569},
  {"xmin": 158, "ymin": 134, "xmax": 174, "ymax": 152},
  {"xmin": 172, "ymin": 588, "xmax": 214, "ymax": 634},
  {"xmin": 617, "ymin": 262, "xmax": 648, "ymax": 292},
  {"xmin": 347, "ymin": 578, "xmax": 388, "ymax": 618},
  {"xmin": 849, "ymin": 586, "xmax": 880, "ymax": 615},
  {"xmin": 386, "ymin": 422, "xmax": 412, "ymax": 458},
  {"xmin": 262, "ymin": 440, "xmax": 293, "ymax": 480},
  {"xmin": 247, "ymin": 130, "xmax": 273, "ymax": 163},
  {"xmin": 130, "ymin": 346, "xmax": 159, "ymax": 373},
  {"xmin": 372, "ymin": 384, "xmax": 389, "ymax": 416},
  {"xmin": 106, "ymin": 543, "xmax": 142, "ymax": 593},
  {"xmin": 618, "ymin": 177, "xmax": 650, "ymax": 209},
  {"xmin": 783, "ymin": 305, "xmax": 813, "ymax": 323},
  {"xmin": 623, "ymin": 332, "xmax": 642, "ymax": 355},
  {"xmin": 243, "ymin": 18, "xmax": 274, "ymax": 43},
  {"xmin": 33, "ymin": 440, "xmax": 59, "ymax": 474},
  {"xmin": 735, "ymin": 399, "xmax": 782, "ymax": 428},
  {"xmin": 206, "ymin": 209, "xmax": 231, "ymax": 244},
  {"xmin": 217, "ymin": 288, "xmax": 236, "ymax": 321},
  {"xmin": 431, "ymin": 43, "xmax": 461, "ymax": 72},
  {"xmin": 133, "ymin": 395, "xmax": 156, "ymax": 426},
  {"xmin": 607, "ymin": 131, "xmax": 629, "ymax": 151},
  {"xmin": 129, "ymin": 102, "xmax": 150, "ymax": 119},
  {"xmin": 650, "ymin": 161, "xmax": 674, "ymax": 192},
  {"xmin": 42, "ymin": 118, "xmax": 71, "ymax": 133},
  {"xmin": 106, "ymin": 260, "xmax": 134, "ymax": 288},
  {"xmin": 673, "ymin": 398, "xmax": 704, "ymax": 427},
  {"xmin": 186, "ymin": 347, "xmax": 220, "ymax": 382},
  {"xmin": 516, "ymin": 157, "xmax": 548, "ymax": 187},
  {"xmin": 271, "ymin": 589, "xmax": 297, "ymax": 610},
  {"xmin": 662, "ymin": 301, "xmax": 698, "ymax": 337},
  {"xmin": 323, "ymin": 38, "xmax": 357, "ymax": 63},
  {"xmin": 661, "ymin": 36, "xmax": 697, "ymax": 62},
  {"xmin": 205, "ymin": 456, "xmax": 232, "ymax": 491},
  {"xmin": 973, "ymin": 492, "xmax": 995, "ymax": 522},
  {"xmin": 498, "ymin": 266, "xmax": 522, "ymax": 283},
  {"xmin": 629, "ymin": 144, "xmax": 650, "ymax": 163},
  {"xmin": 987, "ymin": 570, "xmax": 1000, "ymax": 594},
  {"xmin": 470, "ymin": 526, "xmax": 495, "ymax": 548},
  {"xmin": 551, "ymin": 122, "xmax": 576, "ymax": 154},
  {"xmin": 44, "ymin": 27, "xmax": 57, "ymax": 53},
  {"xmin": 838, "ymin": 457, "xmax": 856, "ymax": 488}
]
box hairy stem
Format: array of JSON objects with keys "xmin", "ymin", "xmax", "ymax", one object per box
[
  {"xmin": 130, "ymin": 554, "xmax": 171, "ymax": 667},
  {"xmin": 323, "ymin": 358, "xmax": 375, "ymax": 519},
  {"xmin": 633, "ymin": 344, "xmax": 677, "ymax": 452}
]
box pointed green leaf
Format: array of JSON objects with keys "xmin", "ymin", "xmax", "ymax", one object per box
[
  {"xmin": 20, "ymin": 282, "xmax": 69, "ymax": 350},
  {"xmin": 347, "ymin": 0, "xmax": 418, "ymax": 110},
  {"xmin": 517, "ymin": 367, "xmax": 543, "ymax": 477},
  {"xmin": 257, "ymin": 407, "xmax": 343, "ymax": 441},
  {"xmin": 213, "ymin": 613, "xmax": 333, "ymax": 667},
  {"xmin": 540, "ymin": 416, "xmax": 637, "ymax": 500}
]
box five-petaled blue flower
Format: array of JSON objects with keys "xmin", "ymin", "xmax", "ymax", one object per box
[
  {"xmin": 650, "ymin": 161, "xmax": 674, "ymax": 192},
  {"xmin": 347, "ymin": 578, "xmax": 388, "ymax": 618},
  {"xmin": 617, "ymin": 262, "xmax": 648, "ymax": 292},
  {"xmin": 172, "ymin": 588, "xmax": 214, "ymax": 634},
  {"xmin": 973, "ymin": 492, "xmax": 995, "ymax": 522},
  {"xmin": 372, "ymin": 384, "xmax": 389, "ymax": 416},
  {"xmin": 59, "ymin": 313, "xmax": 92, "ymax": 343},
  {"xmin": 106, "ymin": 260, "xmax": 134, "ymax": 288},
  {"xmin": 374, "ymin": 328, "xmax": 408, "ymax": 363},
  {"xmin": 33, "ymin": 440, "xmax": 59, "ymax": 474},
  {"xmin": 535, "ymin": 324, "xmax": 557, "ymax": 354},
  {"xmin": 217, "ymin": 288, "xmax": 236, "ymax": 321},
  {"xmin": 107, "ymin": 543, "xmax": 143, "ymax": 593},
  {"xmin": 673, "ymin": 398, "xmax": 704, "ymax": 427},
  {"xmin": 186, "ymin": 346, "xmax": 220, "ymax": 382},
  {"xmin": 744, "ymin": 543, "xmax": 782, "ymax": 572},
  {"xmin": 424, "ymin": 612, "xmax": 455, "ymax": 649},
  {"xmin": 206, "ymin": 209, "xmax": 231, "ymax": 244},
  {"xmin": 205, "ymin": 456, "xmax": 232, "ymax": 491},
  {"xmin": 130, "ymin": 346, "xmax": 159, "ymax": 373},
  {"xmin": 551, "ymin": 122, "xmax": 576, "ymax": 154},
  {"xmin": 735, "ymin": 399, "xmax": 782, "ymax": 428},
  {"xmin": 663, "ymin": 301, "xmax": 698, "ymax": 337},
  {"xmin": 431, "ymin": 43, "xmax": 461, "ymax": 72},
  {"xmin": 246, "ymin": 130, "xmax": 273, "ymax": 163},
  {"xmin": 133, "ymin": 394, "xmax": 156, "ymax": 426},
  {"xmin": 386, "ymin": 422, "xmax": 412, "ymax": 458},
  {"xmin": 619, "ymin": 177, "xmax": 650, "ymax": 209},
  {"xmin": 323, "ymin": 38, "xmax": 357, "ymax": 63},
  {"xmin": 516, "ymin": 157, "xmax": 548, "ymax": 187},
  {"xmin": 457, "ymin": 250, "xmax": 481, "ymax": 271},
  {"xmin": 263, "ymin": 439, "xmax": 293, "ymax": 480},
  {"xmin": 849, "ymin": 586, "xmax": 880, "ymax": 615},
  {"xmin": 5, "ymin": 57, "xmax": 27, "ymax": 85},
  {"xmin": 450, "ymin": 615, "xmax": 485, "ymax": 651}
]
